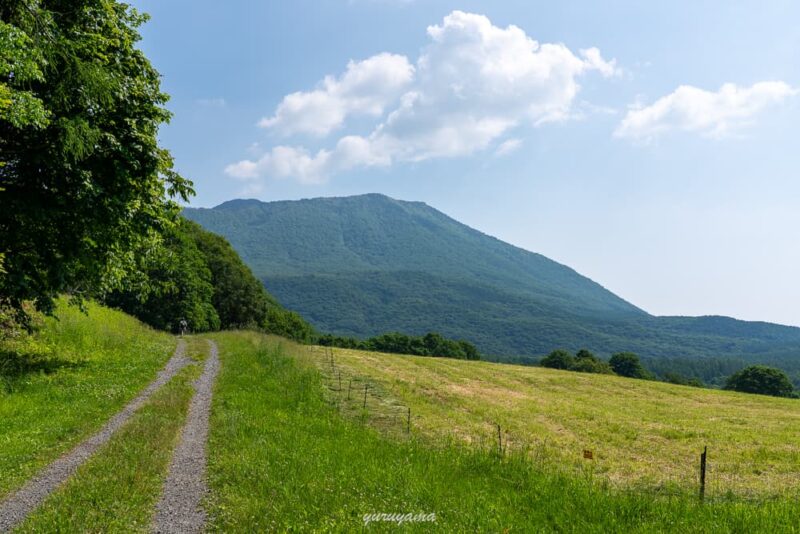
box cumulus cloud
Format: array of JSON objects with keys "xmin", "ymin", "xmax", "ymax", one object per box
[
  {"xmin": 494, "ymin": 138, "xmax": 523, "ymax": 157},
  {"xmin": 229, "ymin": 10, "xmax": 618, "ymax": 182},
  {"xmin": 615, "ymin": 81, "xmax": 798, "ymax": 141},
  {"xmin": 259, "ymin": 53, "xmax": 415, "ymax": 137}
]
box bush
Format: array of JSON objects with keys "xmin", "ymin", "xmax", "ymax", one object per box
[
  {"xmin": 609, "ymin": 352, "xmax": 651, "ymax": 379},
  {"xmin": 540, "ymin": 350, "xmax": 576, "ymax": 370},
  {"xmin": 572, "ymin": 349, "xmax": 614, "ymax": 374},
  {"xmin": 724, "ymin": 365, "xmax": 795, "ymax": 398},
  {"xmin": 264, "ymin": 308, "xmax": 316, "ymax": 344}
]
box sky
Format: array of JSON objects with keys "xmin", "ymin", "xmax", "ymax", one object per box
[{"xmin": 129, "ymin": 0, "xmax": 800, "ymax": 326}]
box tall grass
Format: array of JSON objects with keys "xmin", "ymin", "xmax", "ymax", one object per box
[
  {"xmin": 0, "ymin": 298, "xmax": 176, "ymax": 498},
  {"xmin": 207, "ymin": 332, "xmax": 800, "ymax": 532}
]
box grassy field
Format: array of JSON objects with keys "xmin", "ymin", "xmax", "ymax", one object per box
[
  {"xmin": 206, "ymin": 331, "xmax": 800, "ymax": 532},
  {"xmin": 0, "ymin": 299, "xmax": 177, "ymax": 499},
  {"xmin": 306, "ymin": 345, "xmax": 800, "ymax": 499}
]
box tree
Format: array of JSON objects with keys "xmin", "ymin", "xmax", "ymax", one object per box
[
  {"xmin": 724, "ymin": 365, "xmax": 795, "ymax": 398},
  {"xmin": 182, "ymin": 220, "xmax": 272, "ymax": 329},
  {"xmin": 104, "ymin": 222, "xmax": 219, "ymax": 333},
  {"xmin": 609, "ymin": 352, "xmax": 650, "ymax": 379},
  {"xmin": 264, "ymin": 308, "xmax": 315, "ymax": 343},
  {"xmin": 540, "ymin": 349, "xmax": 575, "ymax": 370},
  {"xmin": 572, "ymin": 349, "xmax": 614, "ymax": 374},
  {"xmin": 0, "ymin": 1, "xmax": 192, "ymax": 320}
]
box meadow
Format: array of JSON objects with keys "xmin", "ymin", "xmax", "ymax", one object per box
[
  {"xmin": 205, "ymin": 331, "xmax": 800, "ymax": 532},
  {"xmin": 3, "ymin": 305, "xmax": 800, "ymax": 531},
  {"xmin": 305, "ymin": 345, "xmax": 800, "ymax": 499}
]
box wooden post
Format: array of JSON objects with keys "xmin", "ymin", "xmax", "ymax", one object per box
[
  {"xmin": 699, "ymin": 446, "xmax": 707, "ymax": 502},
  {"xmin": 347, "ymin": 379, "xmax": 352, "ymax": 400},
  {"xmin": 407, "ymin": 407, "xmax": 411, "ymax": 434},
  {"xmin": 496, "ymin": 423, "xmax": 503, "ymax": 456},
  {"xmin": 363, "ymin": 384, "xmax": 368, "ymax": 409}
]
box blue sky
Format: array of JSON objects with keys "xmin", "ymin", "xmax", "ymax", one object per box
[{"xmin": 130, "ymin": 0, "xmax": 800, "ymax": 326}]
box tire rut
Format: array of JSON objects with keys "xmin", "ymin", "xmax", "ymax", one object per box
[
  {"xmin": 152, "ymin": 339, "xmax": 219, "ymax": 534},
  {"xmin": 0, "ymin": 340, "xmax": 191, "ymax": 533}
]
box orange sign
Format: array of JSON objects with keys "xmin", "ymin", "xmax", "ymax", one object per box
[{"xmin": 583, "ymin": 450, "xmax": 593, "ymax": 460}]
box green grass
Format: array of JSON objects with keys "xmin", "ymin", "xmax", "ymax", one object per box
[
  {"xmin": 309, "ymin": 345, "xmax": 800, "ymax": 499},
  {"xmin": 16, "ymin": 356, "xmax": 202, "ymax": 533},
  {"xmin": 206, "ymin": 331, "xmax": 800, "ymax": 532},
  {"xmin": 0, "ymin": 298, "xmax": 177, "ymax": 498}
]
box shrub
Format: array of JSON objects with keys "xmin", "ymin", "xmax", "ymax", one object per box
[
  {"xmin": 540, "ymin": 350, "xmax": 575, "ymax": 370},
  {"xmin": 724, "ymin": 365, "xmax": 795, "ymax": 398},
  {"xmin": 609, "ymin": 352, "xmax": 651, "ymax": 379}
]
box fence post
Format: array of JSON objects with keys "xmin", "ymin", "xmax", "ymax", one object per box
[
  {"xmin": 699, "ymin": 446, "xmax": 707, "ymax": 502},
  {"xmin": 407, "ymin": 407, "xmax": 411, "ymax": 434},
  {"xmin": 363, "ymin": 384, "xmax": 368, "ymax": 409},
  {"xmin": 496, "ymin": 423, "xmax": 503, "ymax": 456}
]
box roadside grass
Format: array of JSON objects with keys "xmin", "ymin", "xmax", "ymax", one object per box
[
  {"xmin": 0, "ymin": 298, "xmax": 176, "ymax": 498},
  {"xmin": 16, "ymin": 356, "xmax": 203, "ymax": 533},
  {"xmin": 307, "ymin": 345, "xmax": 800, "ymax": 499},
  {"xmin": 206, "ymin": 331, "xmax": 800, "ymax": 532}
]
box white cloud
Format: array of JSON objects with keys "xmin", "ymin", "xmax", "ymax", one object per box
[
  {"xmin": 258, "ymin": 53, "xmax": 414, "ymax": 137},
  {"xmin": 579, "ymin": 47, "xmax": 621, "ymax": 78},
  {"xmin": 616, "ymin": 81, "xmax": 798, "ymax": 141},
  {"xmin": 226, "ymin": 146, "xmax": 332, "ymax": 185},
  {"xmin": 494, "ymin": 138, "xmax": 523, "ymax": 157},
  {"xmin": 229, "ymin": 10, "xmax": 617, "ymax": 183}
]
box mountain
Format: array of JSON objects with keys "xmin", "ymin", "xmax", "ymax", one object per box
[{"xmin": 183, "ymin": 194, "xmax": 800, "ymax": 379}]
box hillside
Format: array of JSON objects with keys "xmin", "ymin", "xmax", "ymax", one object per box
[{"xmin": 183, "ymin": 194, "xmax": 800, "ymax": 374}]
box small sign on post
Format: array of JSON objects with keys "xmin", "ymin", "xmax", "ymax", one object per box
[{"xmin": 583, "ymin": 450, "xmax": 594, "ymax": 460}]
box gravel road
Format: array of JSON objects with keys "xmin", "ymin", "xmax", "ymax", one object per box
[{"xmin": 0, "ymin": 340, "xmax": 191, "ymax": 533}]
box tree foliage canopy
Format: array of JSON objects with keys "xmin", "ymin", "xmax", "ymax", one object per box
[
  {"xmin": 609, "ymin": 352, "xmax": 651, "ymax": 379},
  {"xmin": 724, "ymin": 365, "xmax": 795, "ymax": 398},
  {"xmin": 318, "ymin": 331, "xmax": 481, "ymax": 360},
  {"xmin": 540, "ymin": 349, "xmax": 613, "ymax": 374},
  {"xmin": 0, "ymin": 0, "xmax": 192, "ymax": 318},
  {"xmin": 104, "ymin": 218, "xmax": 316, "ymax": 339}
]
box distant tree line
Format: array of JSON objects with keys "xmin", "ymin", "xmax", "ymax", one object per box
[
  {"xmin": 318, "ymin": 331, "xmax": 481, "ymax": 360},
  {"xmin": 539, "ymin": 348, "xmax": 797, "ymax": 398}
]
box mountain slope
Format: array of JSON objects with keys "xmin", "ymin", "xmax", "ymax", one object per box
[
  {"xmin": 187, "ymin": 194, "xmax": 641, "ymax": 317},
  {"xmin": 183, "ymin": 194, "xmax": 800, "ymax": 370}
]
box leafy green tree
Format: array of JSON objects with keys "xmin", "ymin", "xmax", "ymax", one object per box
[
  {"xmin": 724, "ymin": 365, "xmax": 795, "ymax": 398},
  {"xmin": 104, "ymin": 223, "xmax": 219, "ymax": 333},
  {"xmin": 540, "ymin": 350, "xmax": 575, "ymax": 370},
  {"xmin": 264, "ymin": 308, "xmax": 315, "ymax": 343},
  {"xmin": 572, "ymin": 349, "xmax": 614, "ymax": 374},
  {"xmin": 183, "ymin": 220, "xmax": 273, "ymax": 329},
  {"xmin": 609, "ymin": 352, "xmax": 651, "ymax": 379},
  {"xmin": 0, "ymin": 1, "xmax": 192, "ymax": 320}
]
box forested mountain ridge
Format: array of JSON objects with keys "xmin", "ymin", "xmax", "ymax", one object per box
[
  {"xmin": 187, "ymin": 194, "xmax": 642, "ymax": 318},
  {"xmin": 183, "ymin": 194, "xmax": 800, "ymax": 374}
]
